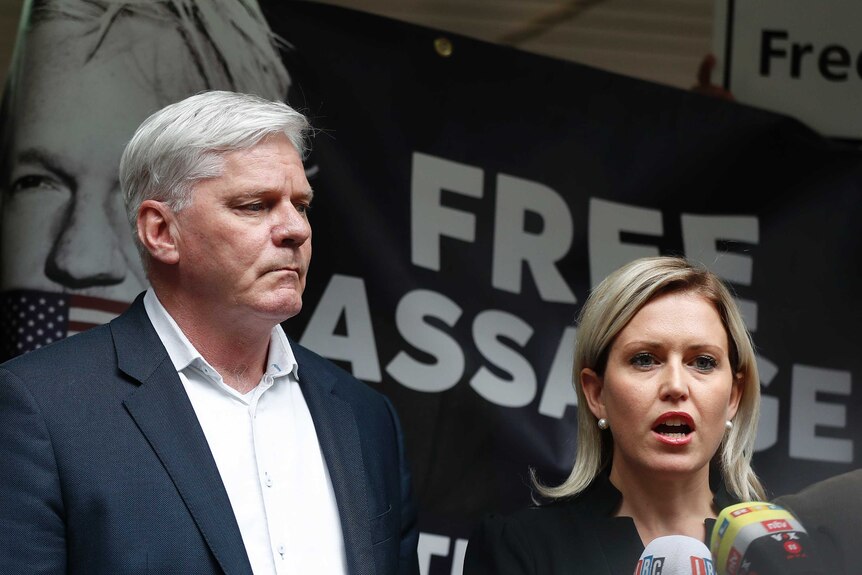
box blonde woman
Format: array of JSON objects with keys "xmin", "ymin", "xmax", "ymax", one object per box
[{"xmin": 465, "ymin": 256, "xmax": 764, "ymax": 574}]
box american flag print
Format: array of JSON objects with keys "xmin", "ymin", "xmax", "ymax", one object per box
[{"xmin": 1, "ymin": 290, "xmax": 130, "ymax": 361}]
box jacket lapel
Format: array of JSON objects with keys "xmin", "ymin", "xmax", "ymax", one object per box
[
  {"xmin": 111, "ymin": 295, "xmax": 253, "ymax": 575},
  {"xmin": 293, "ymin": 344, "xmax": 375, "ymax": 575}
]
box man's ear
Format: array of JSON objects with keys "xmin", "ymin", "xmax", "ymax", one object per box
[
  {"xmin": 137, "ymin": 200, "xmax": 179, "ymax": 265},
  {"xmin": 581, "ymin": 368, "xmax": 606, "ymax": 421}
]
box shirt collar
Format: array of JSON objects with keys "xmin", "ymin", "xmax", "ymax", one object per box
[
  {"xmin": 143, "ymin": 289, "xmax": 299, "ymax": 381},
  {"xmin": 265, "ymin": 319, "xmax": 299, "ymax": 380}
]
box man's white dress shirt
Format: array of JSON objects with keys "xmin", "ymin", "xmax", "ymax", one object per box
[{"xmin": 144, "ymin": 290, "xmax": 347, "ymax": 574}]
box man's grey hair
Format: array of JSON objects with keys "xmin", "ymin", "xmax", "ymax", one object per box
[
  {"xmin": 24, "ymin": 0, "xmax": 291, "ymax": 100},
  {"xmin": 1, "ymin": 0, "xmax": 297, "ymax": 251},
  {"xmin": 2, "ymin": 0, "xmax": 292, "ymax": 144},
  {"xmin": 119, "ymin": 90, "xmax": 311, "ymax": 260}
]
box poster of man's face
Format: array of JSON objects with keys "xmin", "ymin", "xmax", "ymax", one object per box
[{"xmin": 0, "ymin": 0, "xmax": 290, "ymax": 360}]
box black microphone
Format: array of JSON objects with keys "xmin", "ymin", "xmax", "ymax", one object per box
[
  {"xmin": 710, "ymin": 501, "xmax": 823, "ymax": 574},
  {"xmin": 634, "ymin": 535, "xmax": 715, "ymax": 575}
]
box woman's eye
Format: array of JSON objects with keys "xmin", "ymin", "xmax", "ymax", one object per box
[
  {"xmin": 693, "ymin": 355, "xmax": 718, "ymax": 371},
  {"xmin": 630, "ymin": 353, "xmax": 656, "ymax": 368}
]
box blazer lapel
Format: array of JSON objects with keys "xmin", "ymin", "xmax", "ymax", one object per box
[
  {"xmin": 294, "ymin": 345, "xmax": 375, "ymax": 575},
  {"xmin": 111, "ymin": 296, "xmax": 253, "ymax": 575}
]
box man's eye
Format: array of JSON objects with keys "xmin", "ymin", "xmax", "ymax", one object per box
[
  {"xmin": 10, "ymin": 174, "xmax": 65, "ymax": 195},
  {"xmin": 295, "ymin": 203, "xmax": 311, "ymax": 215},
  {"xmin": 693, "ymin": 356, "xmax": 718, "ymax": 371},
  {"xmin": 630, "ymin": 353, "xmax": 656, "ymax": 368},
  {"xmin": 244, "ymin": 202, "xmax": 265, "ymax": 212}
]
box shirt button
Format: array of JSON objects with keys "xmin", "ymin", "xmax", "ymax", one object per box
[{"xmin": 265, "ymin": 474, "xmax": 273, "ymax": 487}]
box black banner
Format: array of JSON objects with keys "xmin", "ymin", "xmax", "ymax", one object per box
[{"xmin": 266, "ymin": 3, "xmax": 862, "ymax": 571}]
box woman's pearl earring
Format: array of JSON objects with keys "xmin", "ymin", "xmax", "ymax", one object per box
[
  {"xmin": 598, "ymin": 418, "xmax": 609, "ymax": 430},
  {"xmin": 725, "ymin": 420, "xmax": 733, "ymax": 430}
]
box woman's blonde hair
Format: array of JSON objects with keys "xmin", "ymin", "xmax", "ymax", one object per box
[{"xmin": 532, "ymin": 256, "xmax": 765, "ymax": 502}]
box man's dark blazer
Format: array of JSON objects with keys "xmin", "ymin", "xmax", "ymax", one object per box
[
  {"xmin": 0, "ymin": 293, "xmax": 419, "ymax": 574},
  {"xmin": 774, "ymin": 469, "xmax": 862, "ymax": 575}
]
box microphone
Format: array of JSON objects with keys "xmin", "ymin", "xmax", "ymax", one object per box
[
  {"xmin": 710, "ymin": 501, "xmax": 823, "ymax": 574},
  {"xmin": 634, "ymin": 535, "xmax": 715, "ymax": 575}
]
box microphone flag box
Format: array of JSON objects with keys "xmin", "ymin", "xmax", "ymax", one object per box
[{"xmin": 710, "ymin": 502, "xmax": 820, "ymax": 575}]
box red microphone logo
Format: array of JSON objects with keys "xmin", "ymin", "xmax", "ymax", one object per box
[
  {"xmin": 784, "ymin": 539, "xmax": 803, "ymax": 555},
  {"xmin": 762, "ymin": 519, "xmax": 791, "ymax": 532}
]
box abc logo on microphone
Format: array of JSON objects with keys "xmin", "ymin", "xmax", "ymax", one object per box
[{"xmin": 634, "ymin": 535, "xmax": 716, "ymax": 575}]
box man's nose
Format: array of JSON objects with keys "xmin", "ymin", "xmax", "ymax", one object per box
[
  {"xmin": 271, "ymin": 203, "xmax": 311, "ymax": 246},
  {"xmin": 45, "ymin": 191, "xmax": 126, "ymax": 288}
]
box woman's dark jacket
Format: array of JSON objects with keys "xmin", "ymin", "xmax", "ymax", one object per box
[{"xmin": 463, "ymin": 471, "xmax": 736, "ymax": 575}]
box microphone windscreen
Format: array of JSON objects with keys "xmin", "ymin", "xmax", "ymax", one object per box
[
  {"xmin": 634, "ymin": 535, "xmax": 715, "ymax": 575},
  {"xmin": 710, "ymin": 501, "xmax": 822, "ymax": 575}
]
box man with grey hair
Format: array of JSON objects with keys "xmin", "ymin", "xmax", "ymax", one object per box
[
  {"xmin": 1, "ymin": 0, "xmax": 296, "ymax": 360},
  {"xmin": 0, "ymin": 90, "xmax": 419, "ymax": 575}
]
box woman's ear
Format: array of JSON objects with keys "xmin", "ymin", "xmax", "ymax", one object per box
[
  {"xmin": 581, "ymin": 368, "xmax": 606, "ymax": 421},
  {"xmin": 727, "ymin": 372, "xmax": 744, "ymax": 421},
  {"xmin": 137, "ymin": 200, "xmax": 179, "ymax": 265}
]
